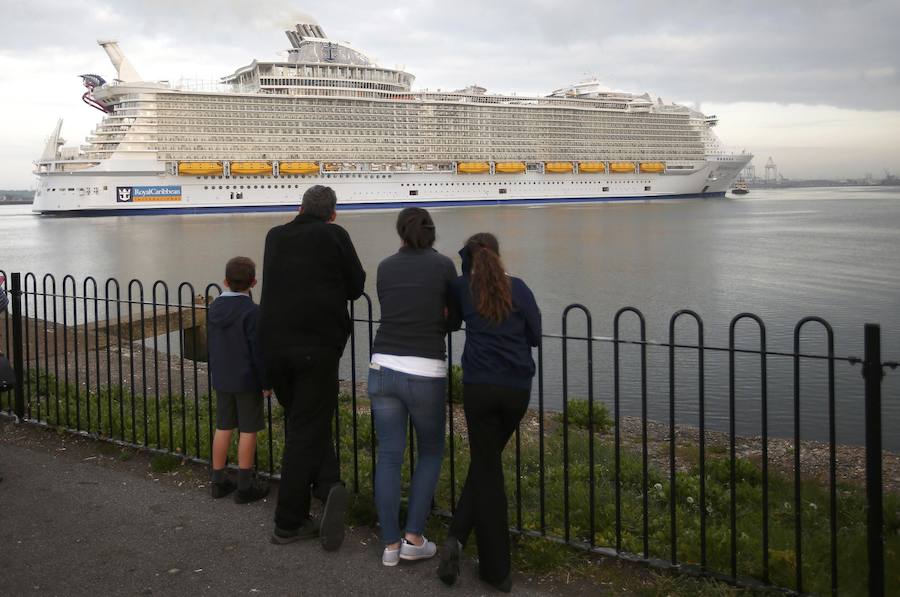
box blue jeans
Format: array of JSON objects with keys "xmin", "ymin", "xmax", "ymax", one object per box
[{"xmin": 369, "ymin": 365, "xmax": 447, "ymax": 545}]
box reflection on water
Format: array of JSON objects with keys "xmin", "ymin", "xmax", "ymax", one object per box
[{"xmin": 2, "ymin": 187, "xmax": 899, "ymax": 448}]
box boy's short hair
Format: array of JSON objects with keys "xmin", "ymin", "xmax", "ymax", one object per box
[{"xmin": 225, "ymin": 256, "xmax": 255, "ymax": 292}]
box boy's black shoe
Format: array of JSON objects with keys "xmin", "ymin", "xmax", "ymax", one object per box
[
  {"xmin": 271, "ymin": 518, "xmax": 319, "ymax": 544},
  {"xmin": 234, "ymin": 479, "xmax": 270, "ymax": 504},
  {"xmin": 319, "ymin": 484, "xmax": 348, "ymax": 552},
  {"xmin": 210, "ymin": 478, "xmax": 237, "ymax": 499},
  {"xmin": 437, "ymin": 536, "xmax": 461, "ymax": 586}
]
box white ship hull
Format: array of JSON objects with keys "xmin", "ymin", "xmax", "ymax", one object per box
[{"xmin": 33, "ymin": 156, "xmax": 749, "ymax": 215}]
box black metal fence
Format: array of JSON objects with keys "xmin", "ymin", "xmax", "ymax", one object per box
[{"xmin": 0, "ymin": 271, "xmax": 895, "ymax": 597}]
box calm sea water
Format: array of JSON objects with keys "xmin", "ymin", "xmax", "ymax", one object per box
[{"xmin": 1, "ymin": 187, "xmax": 898, "ymax": 448}]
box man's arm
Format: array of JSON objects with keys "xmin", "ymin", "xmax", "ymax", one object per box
[
  {"xmin": 259, "ymin": 230, "xmax": 275, "ymax": 309},
  {"xmin": 336, "ymin": 226, "xmax": 366, "ymax": 300}
]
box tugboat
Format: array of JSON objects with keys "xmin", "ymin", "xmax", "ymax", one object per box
[{"xmin": 731, "ymin": 179, "xmax": 750, "ymax": 195}]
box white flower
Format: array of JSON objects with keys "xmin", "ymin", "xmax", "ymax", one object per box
[
  {"xmin": 686, "ymin": 496, "xmax": 694, "ymax": 505},
  {"xmin": 654, "ymin": 483, "xmax": 663, "ymax": 492},
  {"xmin": 784, "ymin": 502, "xmax": 791, "ymax": 510},
  {"xmin": 809, "ymin": 502, "xmax": 818, "ymax": 510}
]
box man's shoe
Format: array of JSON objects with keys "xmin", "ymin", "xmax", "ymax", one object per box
[
  {"xmin": 271, "ymin": 519, "xmax": 319, "ymax": 545},
  {"xmin": 319, "ymin": 484, "xmax": 348, "ymax": 551},
  {"xmin": 400, "ymin": 536, "xmax": 437, "ymax": 561},
  {"xmin": 210, "ymin": 478, "xmax": 237, "ymax": 499},
  {"xmin": 234, "ymin": 480, "xmax": 270, "ymax": 504},
  {"xmin": 484, "ymin": 574, "xmax": 512, "ymax": 593},
  {"xmin": 437, "ymin": 537, "xmax": 461, "ymax": 586}
]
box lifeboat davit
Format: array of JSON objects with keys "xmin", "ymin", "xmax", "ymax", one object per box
[
  {"xmin": 494, "ymin": 162, "xmax": 526, "ymax": 174},
  {"xmin": 545, "ymin": 162, "xmax": 574, "ymax": 174},
  {"xmin": 279, "ymin": 162, "xmax": 320, "ymax": 175},
  {"xmin": 609, "ymin": 162, "xmax": 636, "ymax": 173},
  {"xmin": 578, "ymin": 162, "xmax": 606, "ymax": 173},
  {"xmin": 178, "ymin": 162, "xmax": 224, "ymax": 176},
  {"xmin": 457, "ymin": 162, "xmax": 490, "ymax": 174},
  {"xmin": 639, "ymin": 162, "xmax": 665, "ymax": 173},
  {"xmin": 231, "ymin": 161, "xmax": 273, "ymax": 175}
]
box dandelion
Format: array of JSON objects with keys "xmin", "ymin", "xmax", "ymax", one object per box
[
  {"xmin": 686, "ymin": 496, "xmax": 694, "ymax": 505},
  {"xmin": 654, "ymin": 483, "xmax": 663, "ymax": 492}
]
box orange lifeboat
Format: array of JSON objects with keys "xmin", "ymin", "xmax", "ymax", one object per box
[
  {"xmin": 279, "ymin": 162, "xmax": 320, "ymax": 175},
  {"xmin": 494, "ymin": 162, "xmax": 526, "ymax": 174},
  {"xmin": 231, "ymin": 161, "xmax": 273, "ymax": 175},
  {"xmin": 178, "ymin": 162, "xmax": 223, "ymax": 176},
  {"xmin": 639, "ymin": 162, "xmax": 665, "ymax": 173},
  {"xmin": 609, "ymin": 162, "xmax": 636, "ymax": 173},
  {"xmin": 578, "ymin": 162, "xmax": 606, "ymax": 173},
  {"xmin": 457, "ymin": 162, "xmax": 490, "ymax": 174},
  {"xmin": 545, "ymin": 162, "xmax": 574, "ymax": 174}
]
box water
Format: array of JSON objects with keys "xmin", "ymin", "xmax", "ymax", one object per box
[{"xmin": 2, "ymin": 187, "xmax": 899, "ymax": 448}]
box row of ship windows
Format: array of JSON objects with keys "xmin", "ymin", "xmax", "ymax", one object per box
[
  {"xmin": 147, "ymin": 97, "xmax": 689, "ymax": 118},
  {"xmin": 400, "ymin": 180, "xmax": 656, "ymax": 186},
  {"xmin": 199, "ymin": 182, "xmax": 655, "ymax": 193},
  {"xmin": 259, "ymin": 78, "xmax": 404, "ymax": 91},
  {"xmin": 134, "ymin": 109, "xmax": 692, "ymax": 126},
  {"xmin": 139, "ymin": 125, "xmax": 699, "ymax": 134},
  {"xmin": 45, "ymin": 186, "xmax": 109, "ymax": 193},
  {"xmin": 407, "ymin": 185, "xmax": 654, "ymax": 195},
  {"xmin": 196, "ymin": 174, "xmax": 394, "ymax": 180},
  {"xmin": 132, "ymin": 101, "xmax": 692, "ymax": 119}
]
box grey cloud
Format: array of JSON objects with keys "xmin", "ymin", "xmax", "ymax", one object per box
[{"xmin": 1, "ymin": 0, "xmax": 898, "ymax": 109}]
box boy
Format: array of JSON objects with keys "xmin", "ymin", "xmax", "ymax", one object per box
[{"xmin": 208, "ymin": 256, "xmax": 271, "ymax": 503}]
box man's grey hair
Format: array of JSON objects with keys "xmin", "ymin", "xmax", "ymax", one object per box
[{"xmin": 301, "ymin": 185, "xmax": 337, "ymax": 220}]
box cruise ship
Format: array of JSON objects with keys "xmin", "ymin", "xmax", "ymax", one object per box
[{"xmin": 33, "ymin": 20, "xmax": 752, "ymax": 215}]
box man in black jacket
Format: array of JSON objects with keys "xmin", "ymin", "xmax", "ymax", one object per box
[{"xmin": 260, "ymin": 186, "xmax": 365, "ymax": 551}]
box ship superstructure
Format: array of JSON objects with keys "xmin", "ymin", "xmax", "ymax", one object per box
[{"xmin": 33, "ymin": 21, "xmax": 751, "ymax": 214}]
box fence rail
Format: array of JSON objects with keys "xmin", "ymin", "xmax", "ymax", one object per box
[{"xmin": 0, "ymin": 271, "xmax": 894, "ymax": 597}]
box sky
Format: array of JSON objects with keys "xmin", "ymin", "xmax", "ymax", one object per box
[{"xmin": 0, "ymin": 0, "xmax": 898, "ymax": 188}]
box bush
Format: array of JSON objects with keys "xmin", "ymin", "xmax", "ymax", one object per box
[{"xmin": 556, "ymin": 399, "xmax": 612, "ymax": 434}]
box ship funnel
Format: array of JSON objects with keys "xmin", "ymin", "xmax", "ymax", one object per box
[
  {"xmin": 97, "ymin": 40, "xmax": 141, "ymax": 81},
  {"xmin": 285, "ymin": 22, "xmax": 327, "ymax": 47},
  {"xmin": 40, "ymin": 119, "xmax": 64, "ymax": 161}
]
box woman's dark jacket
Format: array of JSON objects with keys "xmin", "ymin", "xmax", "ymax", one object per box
[{"xmin": 451, "ymin": 248, "xmax": 541, "ymax": 391}]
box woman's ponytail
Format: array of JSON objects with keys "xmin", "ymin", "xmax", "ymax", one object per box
[{"xmin": 466, "ymin": 233, "xmax": 512, "ymax": 323}]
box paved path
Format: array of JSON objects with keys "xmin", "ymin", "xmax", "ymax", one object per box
[{"xmin": 0, "ymin": 421, "xmax": 569, "ymax": 596}]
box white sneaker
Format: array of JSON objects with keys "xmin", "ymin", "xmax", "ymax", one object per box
[
  {"xmin": 382, "ymin": 545, "xmax": 400, "ymax": 567},
  {"xmin": 399, "ymin": 536, "xmax": 437, "ymax": 561}
]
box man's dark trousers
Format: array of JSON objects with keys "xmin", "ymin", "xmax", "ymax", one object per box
[{"xmin": 270, "ymin": 345, "xmax": 342, "ymax": 531}]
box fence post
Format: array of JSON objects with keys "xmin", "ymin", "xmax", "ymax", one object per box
[
  {"xmin": 863, "ymin": 323, "xmax": 884, "ymax": 597},
  {"xmin": 11, "ymin": 272, "xmax": 25, "ymax": 419}
]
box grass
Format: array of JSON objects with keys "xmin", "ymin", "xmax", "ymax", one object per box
[{"xmin": 15, "ymin": 369, "xmax": 900, "ymax": 596}]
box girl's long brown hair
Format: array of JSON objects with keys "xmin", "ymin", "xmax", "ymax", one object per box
[{"xmin": 466, "ymin": 232, "xmax": 512, "ymax": 323}]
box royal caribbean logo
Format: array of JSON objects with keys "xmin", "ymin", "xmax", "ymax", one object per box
[{"xmin": 116, "ymin": 185, "xmax": 182, "ymax": 203}]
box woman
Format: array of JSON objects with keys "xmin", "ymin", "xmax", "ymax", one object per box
[
  {"xmin": 369, "ymin": 207, "xmax": 459, "ymax": 566},
  {"xmin": 438, "ymin": 232, "xmax": 541, "ymax": 592}
]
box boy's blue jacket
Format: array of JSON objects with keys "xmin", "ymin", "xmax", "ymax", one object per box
[{"xmin": 207, "ymin": 293, "xmax": 267, "ymax": 393}]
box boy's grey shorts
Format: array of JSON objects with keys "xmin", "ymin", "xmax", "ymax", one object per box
[{"xmin": 215, "ymin": 391, "xmax": 265, "ymax": 433}]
